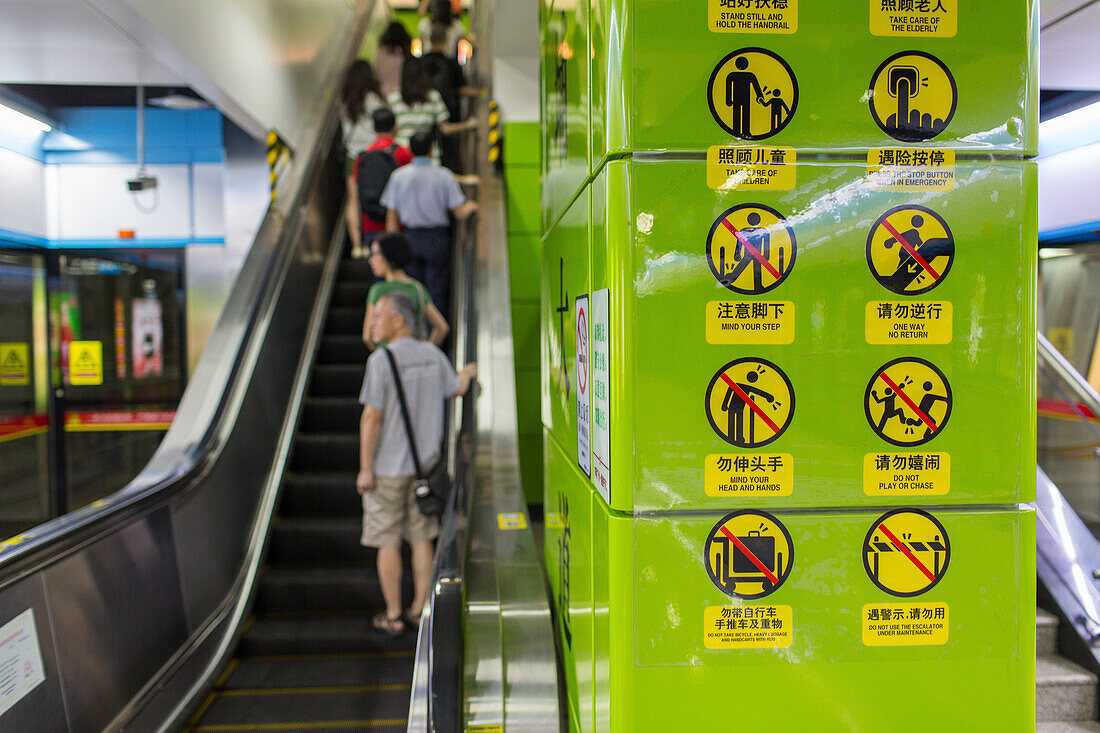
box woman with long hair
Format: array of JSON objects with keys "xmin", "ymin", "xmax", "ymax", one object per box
[
  {"xmin": 340, "ymin": 59, "xmax": 386, "ymax": 258},
  {"xmin": 388, "ymin": 56, "xmax": 475, "ymax": 153},
  {"xmin": 376, "ymin": 21, "xmax": 412, "ymax": 99},
  {"xmin": 362, "ymin": 233, "xmax": 449, "ymax": 349}
]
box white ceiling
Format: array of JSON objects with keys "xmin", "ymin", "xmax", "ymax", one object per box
[
  {"xmin": 0, "ymin": 0, "xmax": 1097, "ymax": 95},
  {"xmin": 0, "ymin": 0, "xmax": 182, "ymax": 86}
]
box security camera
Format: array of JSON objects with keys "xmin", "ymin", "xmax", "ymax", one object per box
[{"xmin": 127, "ymin": 176, "xmax": 158, "ymax": 192}]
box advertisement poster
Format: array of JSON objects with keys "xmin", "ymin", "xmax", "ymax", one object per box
[{"xmin": 131, "ymin": 298, "xmax": 163, "ymax": 378}]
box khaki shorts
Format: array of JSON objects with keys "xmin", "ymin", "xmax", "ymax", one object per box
[{"xmin": 361, "ymin": 474, "xmax": 439, "ymax": 547}]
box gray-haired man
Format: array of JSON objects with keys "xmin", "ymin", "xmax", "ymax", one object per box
[{"xmin": 357, "ymin": 292, "xmax": 476, "ymax": 634}]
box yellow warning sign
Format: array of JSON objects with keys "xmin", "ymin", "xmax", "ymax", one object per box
[
  {"xmin": 866, "ymin": 205, "xmax": 954, "ymax": 295},
  {"xmin": 0, "ymin": 343, "xmax": 30, "ymax": 386},
  {"xmin": 705, "ymin": 358, "xmax": 794, "ymax": 448},
  {"xmin": 705, "ymin": 453, "xmax": 793, "ymax": 497},
  {"xmin": 864, "ymin": 357, "xmax": 951, "ymax": 446},
  {"xmin": 707, "ymin": 301, "xmax": 794, "ymax": 344},
  {"xmin": 706, "ymin": 204, "xmax": 796, "ymax": 295},
  {"xmin": 707, "ymin": 146, "xmax": 796, "ymax": 190},
  {"xmin": 867, "ymin": 148, "xmax": 955, "ymax": 191},
  {"xmin": 865, "ymin": 301, "xmax": 952, "ymax": 344},
  {"xmin": 709, "ymin": 0, "xmax": 797, "ymax": 33},
  {"xmin": 870, "ymin": 0, "xmax": 956, "ymax": 37},
  {"xmin": 868, "ymin": 51, "xmax": 956, "ymax": 142},
  {"xmin": 69, "ymin": 341, "xmax": 103, "ymax": 386},
  {"xmin": 468, "ymin": 725, "xmax": 504, "ymax": 733},
  {"xmin": 704, "ymin": 509, "xmax": 793, "ymax": 599},
  {"xmin": 708, "ymin": 48, "xmax": 798, "ymax": 140},
  {"xmin": 704, "ymin": 605, "xmax": 792, "ymax": 649},
  {"xmin": 497, "ymin": 512, "xmax": 527, "ymax": 530},
  {"xmin": 545, "ymin": 511, "xmax": 564, "ymax": 529},
  {"xmin": 863, "ymin": 602, "xmax": 948, "ymax": 645},
  {"xmin": 863, "ymin": 509, "xmax": 950, "ymax": 597},
  {"xmin": 863, "ymin": 452, "xmax": 950, "ymax": 496}
]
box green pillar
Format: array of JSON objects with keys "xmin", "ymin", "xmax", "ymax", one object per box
[{"xmin": 542, "ymin": 1, "xmax": 1038, "ymax": 729}]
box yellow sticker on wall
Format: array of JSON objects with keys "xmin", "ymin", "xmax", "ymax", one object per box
[
  {"xmin": 706, "ymin": 453, "xmax": 793, "ymax": 497},
  {"xmin": 707, "ymin": 146, "xmax": 796, "ymax": 190},
  {"xmin": 709, "ymin": 0, "xmax": 797, "ymax": 34},
  {"xmin": 707, "ymin": 301, "xmax": 794, "ymax": 344},
  {"xmin": 865, "ymin": 301, "xmax": 951, "ymax": 344},
  {"xmin": 863, "ymin": 602, "xmax": 948, "ymax": 646},
  {"xmin": 867, "ymin": 148, "xmax": 954, "ymax": 191},
  {"xmin": 69, "ymin": 341, "xmax": 103, "ymax": 386},
  {"xmin": 868, "ymin": 51, "xmax": 957, "ymax": 142},
  {"xmin": 0, "ymin": 343, "xmax": 30, "ymax": 386},
  {"xmin": 497, "ymin": 512, "xmax": 527, "ymax": 530},
  {"xmin": 869, "ymin": 0, "xmax": 956, "ymax": 37},
  {"xmin": 704, "ymin": 605, "xmax": 792, "ymax": 649},
  {"xmin": 863, "ymin": 452, "xmax": 949, "ymax": 495},
  {"xmin": 863, "ymin": 509, "xmax": 950, "ymax": 597},
  {"xmin": 708, "ymin": 48, "xmax": 798, "ymax": 140}
]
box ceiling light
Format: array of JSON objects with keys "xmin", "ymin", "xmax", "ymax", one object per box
[
  {"xmin": 1039, "ymin": 99, "xmax": 1100, "ymax": 158},
  {"xmin": 0, "ymin": 101, "xmax": 51, "ymax": 133},
  {"xmin": 147, "ymin": 93, "xmax": 210, "ymax": 111}
]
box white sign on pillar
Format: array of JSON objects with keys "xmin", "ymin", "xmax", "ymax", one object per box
[
  {"xmin": 576, "ymin": 294, "xmax": 591, "ymax": 477},
  {"xmin": 591, "ymin": 288, "xmax": 610, "ymax": 503}
]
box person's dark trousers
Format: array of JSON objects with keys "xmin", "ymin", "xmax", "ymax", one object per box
[{"xmin": 404, "ymin": 226, "xmax": 453, "ymax": 319}]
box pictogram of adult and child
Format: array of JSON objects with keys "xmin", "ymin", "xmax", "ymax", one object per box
[{"xmin": 710, "ymin": 50, "xmax": 798, "ymax": 140}]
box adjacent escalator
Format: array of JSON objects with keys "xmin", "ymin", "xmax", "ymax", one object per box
[{"xmin": 185, "ymin": 246, "xmax": 417, "ymax": 732}]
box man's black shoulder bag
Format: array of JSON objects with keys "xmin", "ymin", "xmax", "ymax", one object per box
[{"xmin": 382, "ymin": 347, "xmax": 450, "ymax": 517}]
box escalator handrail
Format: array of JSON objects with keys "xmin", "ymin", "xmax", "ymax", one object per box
[
  {"xmin": 1038, "ymin": 330, "xmax": 1100, "ymax": 426},
  {"xmin": 0, "ymin": 23, "xmax": 360, "ymax": 588}
]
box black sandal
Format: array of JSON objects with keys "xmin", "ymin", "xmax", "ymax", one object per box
[
  {"xmin": 371, "ymin": 612, "xmax": 405, "ymax": 637},
  {"xmin": 405, "ymin": 609, "xmax": 421, "ymax": 629}
]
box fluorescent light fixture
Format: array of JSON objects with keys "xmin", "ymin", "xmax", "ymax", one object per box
[
  {"xmin": 147, "ymin": 93, "xmax": 209, "ymax": 111},
  {"xmin": 1039, "ymin": 99, "xmax": 1100, "ymax": 158},
  {"xmin": 1039, "ymin": 247, "xmax": 1077, "ymax": 259},
  {"xmin": 0, "ymin": 101, "xmax": 51, "ymax": 133}
]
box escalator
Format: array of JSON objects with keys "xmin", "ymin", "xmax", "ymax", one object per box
[{"xmin": 184, "ymin": 249, "xmax": 416, "ymax": 731}]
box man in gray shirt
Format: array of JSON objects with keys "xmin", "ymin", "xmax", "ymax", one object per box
[
  {"xmin": 357, "ymin": 292, "xmax": 476, "ymax": 635},
  {"xmin": 381, "ymin": 130, "xmax": 478, "ymax": 319}
]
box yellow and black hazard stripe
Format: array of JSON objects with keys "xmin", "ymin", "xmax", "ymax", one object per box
[
  {"xmin": 266, "ymin": 130, "xmax": 293, "ymax": 201},
  {"xmin": 487, "ymin": 100, "xmax": 502, "ymax": 167}
]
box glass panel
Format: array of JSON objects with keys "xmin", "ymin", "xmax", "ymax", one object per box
[
  {"xmin": 0, "ymin": 250, "xmax": 51, "ymax": 539},
  {"xmin": 54, "ymin": 250, "xmax": 185, "ymax": 511}
]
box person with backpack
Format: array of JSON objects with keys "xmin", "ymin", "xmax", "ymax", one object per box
[
  {"xmin": 422, "ymin": 22, "xmax": 480, "ymax": 171},
  {"xmin": 350, "ymin": 108, "xmax": 413, "ymax": 258},
  {"xmin": 341, "ymin": 61, "xmax": 388, "ymax": 258}
]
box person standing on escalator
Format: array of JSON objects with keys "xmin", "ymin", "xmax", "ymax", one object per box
[{"xmin": 356, "ymin": 292, "xmax": 476, "ymax": 636}]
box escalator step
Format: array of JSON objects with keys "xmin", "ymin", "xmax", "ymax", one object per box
[
  {"xmin": 290, "ymin": 434, "xmax": 359, "ymax": 472},
  {"xmin": 256, "ymin": 566, "xmax": 411, "ymax": 614},
  {"xmin": 324, "ymin": 306, "xmax": 366, "ymax": 336},
  {"xmin": 317, "ymin": 334, "xmax": 370, "ymax": 366},
  {"xmin": 334, "ymin": 281, "xmax": 371, "ymax": 308},
  {"xmin": 270, "ymin": 517, "xmax": 364, "ymax": 564},
  {"xmin": 281, "ymin": 472, "xmax": 362, "ymax": 516},
  {"xmin": 239, "ymin": 615, "xmax": 417, "ymax": 656},
  {"xmin": 338, "ymin": 259, "xmax": 376, "ymax": 282},
  {"xmin": 223, "ymin": 654, "xmax": 414, "ymax": 689},
  {"xmin": 309, "ymin": 365, "xmax": 363, "ymax": 397},
  {"xmin": 192, "ymin": 686, "xmax": 408, "ymax": 730},
  {"xmin": 301, "ymin": 397, "xmax": 361, "ymax": 435}
]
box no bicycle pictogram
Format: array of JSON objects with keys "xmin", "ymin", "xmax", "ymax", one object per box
[
  {"xmin": 865, "ymin": 357, "xmax": 951, "ymax": 447},
  {"xmin": 705, "ymin": 509, "xmax": 793, "ymax": 599},
  {"xmin": 868, "ymin": 51, "xmax": 957, "ymax": 142},
  {"xmin": 866, "ymin": 205, "xmax": 954, "ymax": 295},
  {"xmin": 706, "ymin": 204, "xmax": 796, "ymax": 294},
  {"xmin": 705, "ymin": 357, "xmax": 794, "ymax": 448},
  {"xmin": 708, "ymin": 48, "xmax": 798, "ymax": 140},
  {"xmin": 863, "ymin": 508, "xmax": 950, "ymax": 597}
]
